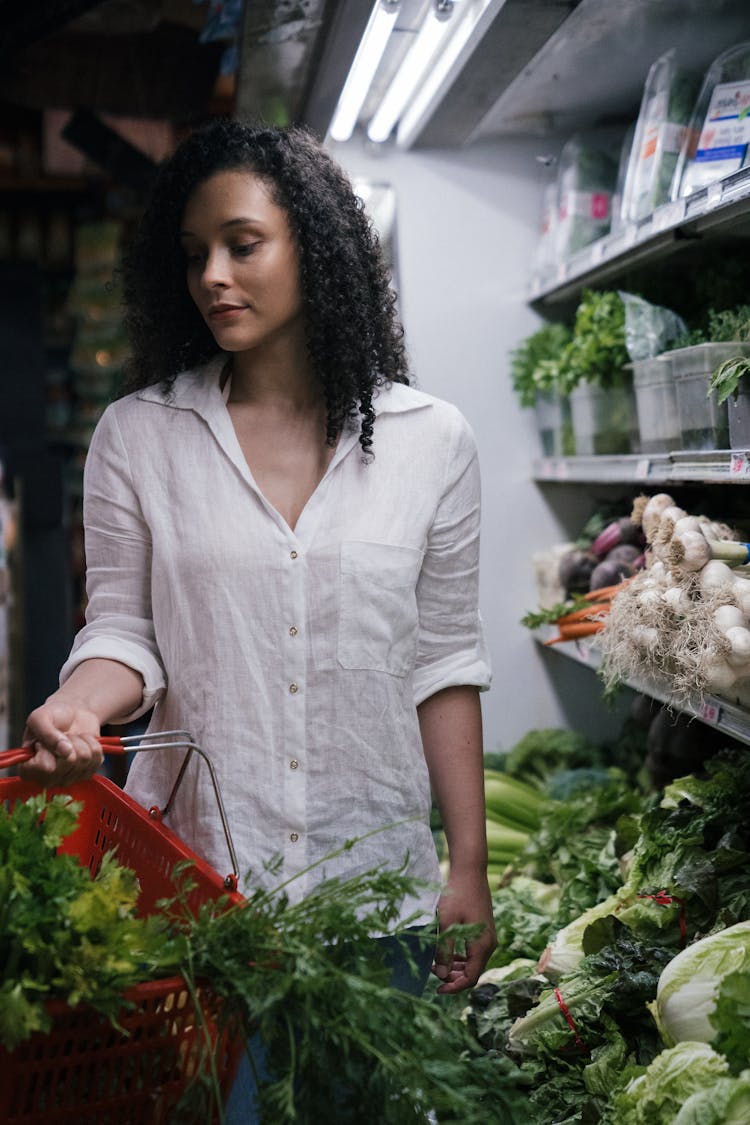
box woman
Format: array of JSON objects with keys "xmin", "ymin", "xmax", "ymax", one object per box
[{"xmin": 20, "ymin": 121, "xmax": 495, "ymax": 1011}]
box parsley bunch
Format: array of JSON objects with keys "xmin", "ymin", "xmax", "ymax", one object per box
[{"xmin": 0, "ymin": 792, "xmax": 179, "ymax": 1051}]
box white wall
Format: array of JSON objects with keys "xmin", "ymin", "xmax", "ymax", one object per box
[{"xmin": 330, "ymin": 135, "xmax": 630, "ymax": 751}]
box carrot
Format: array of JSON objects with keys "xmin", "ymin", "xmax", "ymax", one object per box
[
  {"xmin": 543, "ymin": 620, "xmax": 605, "ymax": 646},
  {"xmin": 555, "ymin": 602, "xmax": 610, "ymax": 626},
  {"xmin": 583, "ymin": 578, "xmax": 634, "ymax": 602}
]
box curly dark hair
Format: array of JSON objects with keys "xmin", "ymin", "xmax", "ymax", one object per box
[{"xmin": 120, "ymin": 118, "xmax": 409, "ymax": 454}]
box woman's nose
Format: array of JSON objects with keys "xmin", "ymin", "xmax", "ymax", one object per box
[{"xmin": 202, "ymin": 248, "xmax": 230, "ymax": 288}]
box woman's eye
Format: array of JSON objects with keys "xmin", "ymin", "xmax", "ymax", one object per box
[{"xmin": 233, "ymin": 243, "xmax": 259, "ymax": 257}]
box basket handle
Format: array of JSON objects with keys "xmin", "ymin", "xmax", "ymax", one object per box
[{"xmin": 0, "ymin": 732, "xmax": 240, "ymax": 892}]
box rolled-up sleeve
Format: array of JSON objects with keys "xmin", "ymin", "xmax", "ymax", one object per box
[
  {"xmin": 59, "ymin": 405, "xmax": 166, "ymax": 722},
  {"xmin": 412, "ymin": 409, "xmax": 491, "ymax": 707}
]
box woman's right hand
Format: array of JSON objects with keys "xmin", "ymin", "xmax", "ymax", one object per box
[{"xmin": 20, "ymin": 699, "xmax": 103, "ymax": 785}]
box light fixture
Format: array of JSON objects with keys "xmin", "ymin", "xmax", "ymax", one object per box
[
  {"xmin": 396, "ymin": 0, "xmax": 495, "ymax": 147},
  {"xmin": 367, "ymin": 0, "xmax": 457, "ymax": 144},
  {"xmin": 328, "ymin": 0, "xmax": 400, "ymax": 143}
]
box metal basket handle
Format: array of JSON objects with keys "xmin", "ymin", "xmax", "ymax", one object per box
[{"xmin": 0, "ymin": 731, "xmax": 240, "ymax": 891}]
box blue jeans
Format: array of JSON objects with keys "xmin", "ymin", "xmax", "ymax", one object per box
[{"xmin": 223, "ymin": 925, "xmax": 436, "ymax": 1124}]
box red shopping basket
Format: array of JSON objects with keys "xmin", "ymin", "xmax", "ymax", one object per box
[{"xmin": 0, "ymin": 733, "xmax": 245, "ymax": 1125}]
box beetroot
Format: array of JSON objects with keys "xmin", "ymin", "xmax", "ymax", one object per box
[
  {"xmin": 604, "ymin": 544, "xmax": 641, "ymax": 565},
  {"xmin": 558, "ymin": 549, "xmax": 599, "ymax": 595},
  {"xmin": 588, "ymin": 557, "xmax": 635, "ymax": 591}
]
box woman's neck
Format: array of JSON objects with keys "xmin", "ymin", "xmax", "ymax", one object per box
[{"xmin": 225, "ymin": 337, "xmax": 320, "ymax": 412}]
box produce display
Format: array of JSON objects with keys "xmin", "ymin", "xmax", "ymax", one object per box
[{"xmin": 445, "ymin": 734, "xmax": 750, "ymax": 1124}]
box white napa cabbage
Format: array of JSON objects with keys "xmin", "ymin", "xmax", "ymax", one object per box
[{"xmin": 649, "ymin": 920, "xmax": 750, "ymax": 1047}]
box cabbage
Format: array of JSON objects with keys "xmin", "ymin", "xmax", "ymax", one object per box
[
  {"xmin": 673, "ymin": 1069, "xmax": 750, "ymax": 1124},
  {"xmin": 537, "ymin": 888, "xmax": 632, "ymax": 981},
  {"xmin": 475, "ymin": 958, "xmax": 538, "ymax": 988},
  {"xmin": 614, "ymin": 1042, "xmax": 729, "ymax": 1123},
  {"xmin": 649, "ymin": 921, "xmax": 750, "ymax": 1047}
]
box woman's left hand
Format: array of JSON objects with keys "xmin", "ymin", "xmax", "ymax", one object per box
[{"xmin": 432, "ymin": 866, "xmax": 497, "ymax": 993}]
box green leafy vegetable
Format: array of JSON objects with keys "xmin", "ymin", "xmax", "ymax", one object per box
[
  {"xmin": 179, "ymin": 861, "xmax": 527, "ymax": 1123},
  {"xmin": 611, "ymin": 1042, "xmax": 730, "ymax": 1124},
  {"xmin": 487, "ymin": 876, "xmax": 561, "ymax": 969},
  {"xmin": 710, "ymin": 969, "xmax": 750, "ymax": 1076},
  {"xmin": 501, "ymin": 728, "xmax": 602, "ymax": 788},
  {"xmin": 708, "ymin": 353, "xmax": 750, "ymax": 404},
  {"xmin": 509, "ymin": 322, "xmax": 573, "ymax": 406},
  {"xmin": 0, "ymin": 792, "xmax": 179, "ymax": 1051},
  {"xmin": 556, "ymin": 289, "xmax": 631, "ymax": 394},
  {"xmin": 673, "ymin": 1070, "xmax": 750, "ymax": 1125},
  {"xmin": 648, "ymin": 921, "xmax": 750, "ymax": 1049}
]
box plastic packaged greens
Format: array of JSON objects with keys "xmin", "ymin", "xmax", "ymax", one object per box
[
  {"xmin": 621, "ymin": 50, "xmax": 701, "ymax": 222},
  {"xmin": 672, "ymin": 42, "xmax": 750, "ymax": 200},
  {"xmin": 610, "ymin": 123, "xmax": 636, "ymax": 234},
  {"xmin": 532, "ymin": 178, "xmax": 558, "ymax": 276},
  {"xmin": 555, "ymin": 136, "xmax": 617, "ymax": 259}
]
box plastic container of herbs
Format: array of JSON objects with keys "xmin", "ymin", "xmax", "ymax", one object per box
[
  {"xmin": 535, "ymin": 389, "xmax": 574, "ymax": 457},
  {"xmin": 621, "ymin": 49, "xmax": 701, "ymax": 222},
  {"xmin": 632, "ymin": 355, "xmax": 681, "ymax": 453},
  {"xmin": 569, "ymin": 377, "xmax": 639, "ymax": 456},
  {"xmin": 671, "ymin": 42, "xmax": 750, "ymax": 201},
  {"xmin": 669, "ymin": 343, "xmax": 750, "ymax": 450}
]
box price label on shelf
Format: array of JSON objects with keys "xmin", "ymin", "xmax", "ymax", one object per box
[
  {"xmin": 707, "ymin": 181, "xmax": 724, "ymax": 209},
  {"xmin": 653, "ymin": 200, "xmax": 684, "ymax": 232},
  {"xmin": 730, "ymin": 452, "xmax": 750, "ymax": 477},
  {"xmin": 699, "ymin": 699, "xmax": 722, "ymax": 726},
  {"xmin": 635, "ymin": 458, "xmax": 651, "ymax": 480}
]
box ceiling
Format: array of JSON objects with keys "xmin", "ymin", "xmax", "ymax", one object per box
[
  {"xmin": 0, "ymin": 0, "xmax": 227, "ymax": 122},
  {"xmin": 2, "ymin": 0, "xmax": 749, "ymax": 151}
]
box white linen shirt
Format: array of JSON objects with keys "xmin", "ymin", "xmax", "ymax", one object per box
[{"xmin": 60, "ymin": 354, "xmax": 491, "ymax": 922}]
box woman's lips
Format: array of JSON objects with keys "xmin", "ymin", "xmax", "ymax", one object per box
[{"xmin": 208, "ymin": 305, "xmax": 246, "ymax": 322}]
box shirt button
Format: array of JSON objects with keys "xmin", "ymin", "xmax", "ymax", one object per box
[
  {"xmin": 289, "ymin": 625, "xmax": 298, "ymax": 637},
  {"xmin": 290, "ymin": 759, "xmax": 299, "ymax": 770},
  {"xmin": 290, "ymin": 550, "xmax": 298, "ymax": 559},
  {"xmin": 290, "ymin": 832, "xmax": 299, "ymax": 843},
  {"xmin": 289, "ymin": 682, "xmax": 298, "ymax": 694}
]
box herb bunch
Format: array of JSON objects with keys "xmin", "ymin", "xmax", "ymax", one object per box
[
  {"xmin": 177, "ymin": 857, "xmax": 528, "ymax": 1123},
  {"xmin": 0, "ymin": 792, "xmax": 178, "ymax": 1051}
]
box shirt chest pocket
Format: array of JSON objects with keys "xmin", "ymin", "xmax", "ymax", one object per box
[{"xmin": 338, "ymin": 541, "xmax": 424, "ymax": 677}]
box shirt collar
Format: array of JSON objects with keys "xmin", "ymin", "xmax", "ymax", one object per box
[{"xmin": 135, "ymin": 354, "xmax": 433, "ymax": 418}]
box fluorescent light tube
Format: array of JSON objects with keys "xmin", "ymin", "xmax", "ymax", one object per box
[
  {"xmin": 397, "ymin": 0, "xmax": 495, "ymax": 147},
  {"xmin": 367, "ymin": 5, "xmax": 455, "ymax": 144},
  {"xmin": 329, "ymin": 0, "xmax": 400, "ymax": 143}
]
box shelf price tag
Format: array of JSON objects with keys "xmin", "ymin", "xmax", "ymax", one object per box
[
  {"xmin": 653, "ymin": 200, "xmax": 685, "ymax": 232},
  {"xmin": 635, "ymin": 458, "xmax": 651, "ymax": 480},
  {"xmin": 707, "ymin": 181, "xmax": 724, "ymax": 209},
  {"xmin": 699, "ymin": 699, "xmax": 722, "ymax": 726},
  {"xmin": 730, "ymin": 452, "xmax": 750, "ymax": 478}
]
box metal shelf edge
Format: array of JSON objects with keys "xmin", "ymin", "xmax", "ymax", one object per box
[
  {"xmin": 528, "ymin": 166, "xmax": 750, "ymax": 306},
  {"xmin": 533, "ymin": 450, "xmax": 750, "ymax": 485},
  {"xmin": 534, "ymin": 631, "xmax": 750, "ymax": 748}
]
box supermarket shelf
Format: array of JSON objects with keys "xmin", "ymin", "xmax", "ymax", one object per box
[
  {"xmin": 533, "ymin": 450, "xmax": 750, "ymax": 486},
  {"xmin": 528, "ymin": 165, "xmax": 750, "ymax": 307},
  {"xmin": 535, "ymin": 630, "xmax": 750, "ymax": 748}
]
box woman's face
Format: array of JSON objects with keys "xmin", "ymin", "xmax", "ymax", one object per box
[{"xmin": 180, "ymin": 169, "xmax": 305, "ymax": 355}]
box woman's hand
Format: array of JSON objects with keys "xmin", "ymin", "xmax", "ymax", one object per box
[
  {"xmin": 20, "ymin": 700, "xmax": 103, "ymax": 785},
  {"xmin": 433, "ymin": 866, "xmax": 497, "ymax": 993}
]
